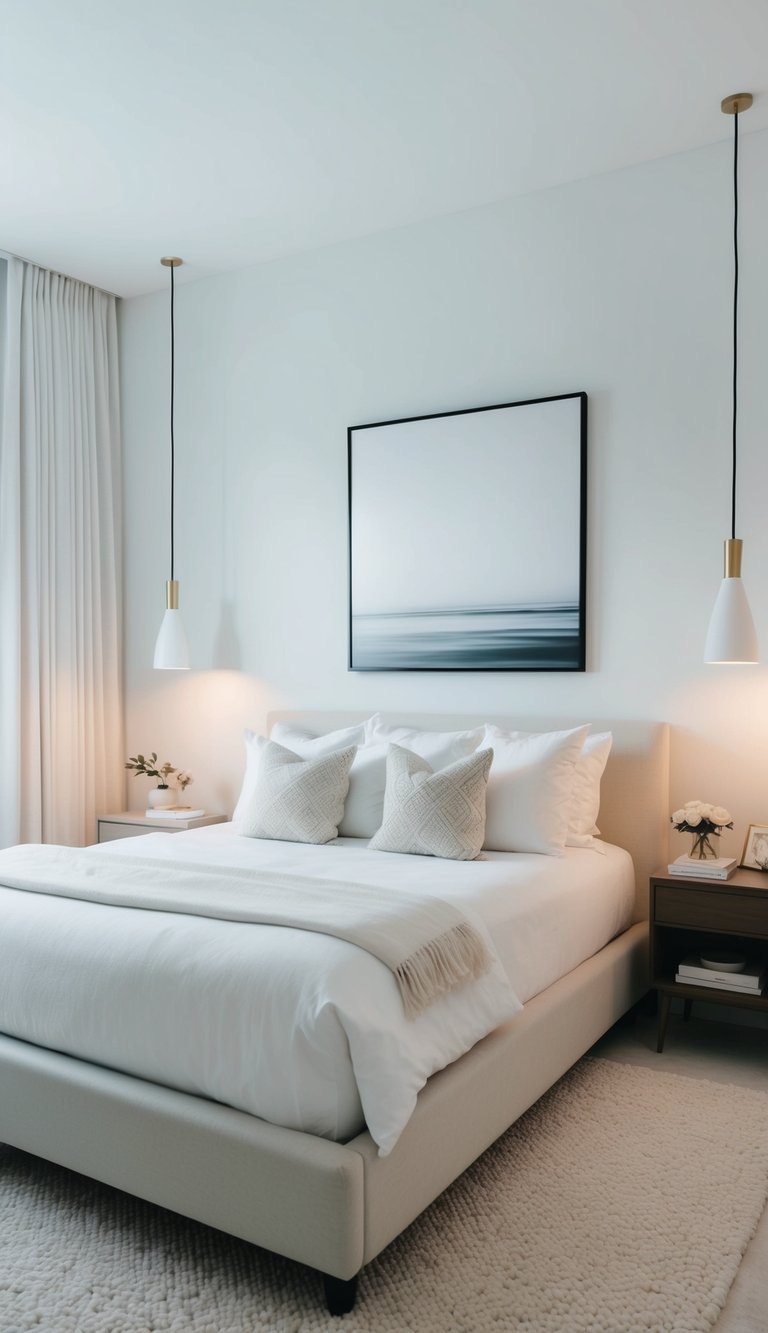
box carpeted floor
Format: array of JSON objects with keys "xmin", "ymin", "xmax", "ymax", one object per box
[{"xmin": 1, "ymin": 1056, "xmax": 767, "ymax": 1333}]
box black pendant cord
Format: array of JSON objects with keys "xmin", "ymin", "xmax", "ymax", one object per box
[
  {"xmin": 170, "ymin": 262, "xmax": 176, "ymax": 582},
  {"xmin": 731, "ymin": 109, "xmax": 739, "ymax": 542}
]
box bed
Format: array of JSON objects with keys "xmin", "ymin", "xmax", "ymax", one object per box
[{"xmin": 0, "ymin": 712, "xmax": 669, "ymax": 1314}]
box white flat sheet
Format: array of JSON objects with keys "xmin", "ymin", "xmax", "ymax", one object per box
[{"xmin": 0, "ymin": 828, "xmax": 633, "ymax": 1154}]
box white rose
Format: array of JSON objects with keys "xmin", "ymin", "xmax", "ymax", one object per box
[
  {"xmin": 699, "ymin": 803, "xmax": 714, "ymax": 820},
  {"xmin": 711, "ymin": 806, "xmax": 732, "ymax": 827},
  {"xmin": 684, "ymin": 809, "xmax": 702, "ymax": 827},
  {"xmin": 682, "ymin": 800, "xmax": 701, "ymax": 811},
  {"xmin": 671, "ymin": 809, "xmax": 687, "ymax": 825}
]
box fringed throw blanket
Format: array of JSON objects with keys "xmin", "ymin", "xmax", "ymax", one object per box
[{"xmin": 0, "ymin": 844, "xmax": 491, "ymax": 1020}]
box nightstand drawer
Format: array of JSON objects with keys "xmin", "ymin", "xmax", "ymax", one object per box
[
  {"xmin": 98, "ymin": 821, "xmax": 150, "ymax": 842},
  {"xmin": 656, "ymin": 884, "xmax": 768, "ymax": 936}
]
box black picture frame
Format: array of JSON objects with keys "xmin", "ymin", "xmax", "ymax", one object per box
[{"xmin": 347, "ymin": 391, "xmax": 587, "ymax": 672}]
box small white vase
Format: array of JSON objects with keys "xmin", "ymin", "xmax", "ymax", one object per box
[{"xmin": 147, "ymin": 785, "xmax": 177, "ymax": 810}]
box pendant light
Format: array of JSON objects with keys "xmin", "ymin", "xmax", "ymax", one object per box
[
  {"xmin": 153, "ymin": 256, "xmax": 191, "ymax": 670},
  {"xmin": 704, "ymin": 93, "xmax": 758, "ymax": 664}
]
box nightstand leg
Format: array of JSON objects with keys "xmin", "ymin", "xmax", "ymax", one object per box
[
  {"xmin": 657, "ymin": 993, "xmax": 672, "ymax": 1053},
  {"xmin": 683, "ymin": 999, "xmax": 692, "ymax": 1021}
]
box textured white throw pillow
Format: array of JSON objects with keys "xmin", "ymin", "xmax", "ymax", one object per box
[
  {"xmin": 369, "ymin": 744, "xmax": 493, "ymax": 861},
  {"xmin": 482, "ymin": 724, "xmax": 589, "ymax": 856},
  {"xmin": 234, "ymin": 739, "xmax": 357, "ymax": 844},
  {"xmin": 268, "ymin": 718, "xmax": 386, "ymax": 839},
  {"xmin": 566, "ymin": 731, "xmax": 613, "ymax": 848}
]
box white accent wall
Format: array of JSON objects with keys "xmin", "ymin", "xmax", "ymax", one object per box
[{"xmin": 119, "ymin": 129, "xmax": 768, "ymax": 860}]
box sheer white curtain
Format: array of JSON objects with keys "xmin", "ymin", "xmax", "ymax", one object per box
[{"xmin": 0, "ymin": 255, "xmax": 123, "ymax": 847}]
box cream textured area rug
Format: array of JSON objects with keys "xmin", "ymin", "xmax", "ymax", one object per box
[{"xmin": 1, "ymin": 1057, "xmax": 767, "ymax": 1333}]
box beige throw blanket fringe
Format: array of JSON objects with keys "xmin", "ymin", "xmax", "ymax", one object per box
[{"xmin": 0, "ymin": 844, "xmax": 492, "ymax": 1020}]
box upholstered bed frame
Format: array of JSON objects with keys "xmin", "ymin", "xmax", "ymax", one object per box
[{"xmin": 0, "ymin": 714, "xmax": 669, "ymax": 1314}]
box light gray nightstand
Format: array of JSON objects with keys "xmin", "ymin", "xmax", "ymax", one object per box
[{"xmin": 97, "ymin": 812, "xmax": 227, "ymax": 842}]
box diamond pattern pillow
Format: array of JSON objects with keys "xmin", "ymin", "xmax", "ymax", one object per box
[
  {"xmin": 235, "ymin": 739, "xmax": 356, "ymax": 844},
  {"xmin": 369, "ymin": 744, "xmax": 493, "ymax": 861}
]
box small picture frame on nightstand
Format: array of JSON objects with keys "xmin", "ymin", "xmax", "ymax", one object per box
[{"xmin": 740, "ymin": 823, "xmax": 768, "ymax": 872}]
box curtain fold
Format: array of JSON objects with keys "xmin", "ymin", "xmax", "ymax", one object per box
[{"xmin": 0, "ymin": 256, "xmax": 123, "ymax": 848}]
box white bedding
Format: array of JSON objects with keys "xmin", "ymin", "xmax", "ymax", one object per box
[{"xmin": 0, "ymin": 827, "xmax": 633, "ymax": 1155}]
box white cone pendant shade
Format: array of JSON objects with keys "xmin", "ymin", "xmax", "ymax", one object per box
[
  {"xmin": 154, "ymin": 582, "xmax": 190, "ymax": 669},
  {"xmin": 704, "ymin": 581, "xmax": 758, "ymax": 664},
  {"xmin": 704, "ymin": 540, "xmax": 758, "ymax": 664}
]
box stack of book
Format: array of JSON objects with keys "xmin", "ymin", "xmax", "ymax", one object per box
[
  {"xmin": 667, "ymin": 854, "xmax": 737, "ymax": 881},
  {"xmin": 675, "ymin": 955, "xmax": 765, "ymax": 996},
  {"xmin": 145, "ymin": 807, "xmax": 206, "ymax": 819}
]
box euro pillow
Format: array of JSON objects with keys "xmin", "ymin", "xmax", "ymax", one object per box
[
  {"xmin": 482, "ymin": 724, "xmax": 589, "ymax": 856},
  {"xmin": 234, "ymin": 738, "xmax": 356, "ymax": 844},
  {"xmin": 369, "ymin": 744, "xmax": 493, "ymax": 861},
  {"xmin": 270, "ymin": 719, "xmax": 367, "ymax": 755},
  {"xmin": 366, "ymin": 716, "xmax": 485, "ymax": 763},
  {"xmin": 566, "ymin": 731, "xmax": 613, "ymax": 848}
]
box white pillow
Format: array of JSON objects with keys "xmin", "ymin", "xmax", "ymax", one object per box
[
  {"xmin": 369, "ymin": 744, "xmax": 493, "ymax": 861},
  {"xmin": 232, "ymin": 731, "xmax": 268, "ymax": 827},
  {"xmin": 566, "ymin": 731, "xmax": 613, "ymax": 848},
  {"xmin": 234, "ymin": 738, "xmax": 356, "ymax": 844},
  {"xmin": 482, "ymin": 724, "xmax": 589, "ymax": 856}
]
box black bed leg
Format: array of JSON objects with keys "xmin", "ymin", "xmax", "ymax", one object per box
[{"xmin": 323, "ymin": 1272, "xmax": 359, "ymax": 1316}]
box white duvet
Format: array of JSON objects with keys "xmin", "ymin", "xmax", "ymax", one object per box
[{"xmin": 0, "ymin": 827, "xmax": 633, "ymax": 1155}]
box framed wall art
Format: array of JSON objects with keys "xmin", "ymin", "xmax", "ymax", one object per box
[
  {"xmin": 348, "ymin": 391, "xmax": 587, "ymax": 672},
  {"xmin": 740, "ymin": 823, "xmax": 768, "ymax": 871}
]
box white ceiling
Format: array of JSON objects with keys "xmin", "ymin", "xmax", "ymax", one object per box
[{"xmin": 1, "ymin": 0, "xmax": 767, "ymax": 298}]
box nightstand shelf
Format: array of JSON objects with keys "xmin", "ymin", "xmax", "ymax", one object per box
[
  {"xmin": 650, "ymin": 868, "xmax": 768, "ymax": 1052},
  {"xmin": 97, "ymin": 812, "xmax": 226, "ymax": 842}
]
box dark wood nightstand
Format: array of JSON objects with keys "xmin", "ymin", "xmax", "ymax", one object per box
[{"xmin": 650, "ymin": 868, "xmax": 768, "ymax": 1052}]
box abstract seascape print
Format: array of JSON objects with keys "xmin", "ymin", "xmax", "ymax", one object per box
[{"xmin": 348, "ymin": 394, "xmax": 586, "ymax": 672}]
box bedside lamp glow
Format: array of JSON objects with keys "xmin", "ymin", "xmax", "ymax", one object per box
[{"xmin": 153, "ymin": 255, "xmax": 190, "ymax": 670}]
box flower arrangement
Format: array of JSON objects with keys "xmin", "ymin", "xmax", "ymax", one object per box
[
  {"xmin": 125, "ymin": 753, "xmax": 193, "ymax": 792},
  {"xmin": 670, "ymin": 801, "xmax": 733, "ymax": 859}
]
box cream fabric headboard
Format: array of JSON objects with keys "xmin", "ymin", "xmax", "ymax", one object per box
[{"xmin": 267, "ymin": 712, "xmax": 670, "ymax": 923}]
